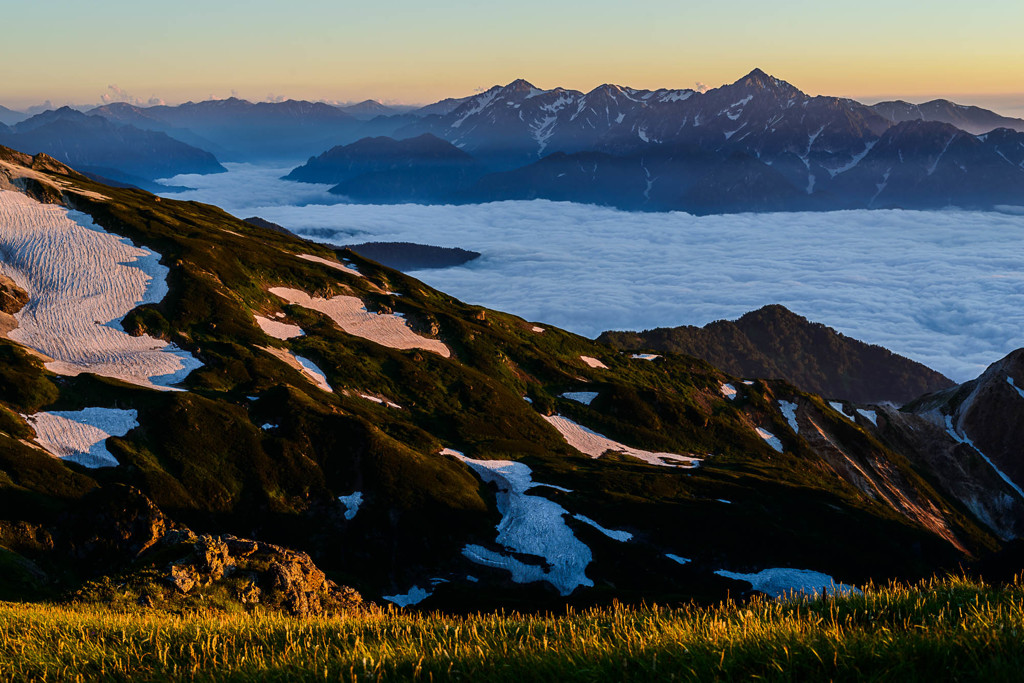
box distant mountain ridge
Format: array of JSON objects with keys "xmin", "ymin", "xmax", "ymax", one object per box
[
  {"xmin": 598, "ymin": 305, "xmax": 955, "ymax": 404},
  {"xmin": 283, "ymin": 70, "xmax": 1024, "ymax": 212},
  {"xmin": 870, "ymin": 100, "xmax": 1024, "ymax": 135},
  {"xmin": 0, "ymin": 107, "xmax": 225, "ymax": 189},
  {"xmin": 285, "ymin": 134, "xmax": 482, "ymax": 201},
  {"xmin": 0, "ymin": 105, "xmax": 26, "ymax": 127},
  {"xmin": 9, "ymin": 70, "xmax": 1024, "ymax": 212}
]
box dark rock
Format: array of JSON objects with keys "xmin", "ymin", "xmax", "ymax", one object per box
[
  {"xmin": 160, "ymin": 532, "xmax": 362, "ymax": 615},
  {"xmin": 62, "ymin": 486, "xmax": 173, "ymax": 565},
  {"xmin": 0, "ymin": 275, "xmax": 29, "ymax": 315}
]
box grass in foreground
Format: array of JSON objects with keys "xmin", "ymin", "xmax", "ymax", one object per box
[{"xmin": 1, "ymin": 575, "xmax": 1022, "ymax": 682}]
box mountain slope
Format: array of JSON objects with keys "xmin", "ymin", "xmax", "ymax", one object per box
[
  {"xmin": 0, "ymin": 105, "xmax": 25, "ymax": 127},
  {"xmin": 90, "ymin": 98, "xmax": 361, "ymax": 161},
  {"xmin": 286, "ymin": 134, "xmax": 483, "ymax": 202},
  {"xmin": 0, "ymin": 108, "xmax": 224, "ymax": 188},
  {"xmin": 871, "ymin": 99, "xmax": 1024, "ymax": 135},
  {"xmin": 598, "ymin": 305, "xmax": 955, "ymax": 404},
  {"xmin": 0, "ymin": 147, "xmax": 1012, "ymax": 610}
]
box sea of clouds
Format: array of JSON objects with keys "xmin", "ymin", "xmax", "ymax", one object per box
[{"xmin": 160, "ymin": 164, "xmax": 1024, "ymax": 382}]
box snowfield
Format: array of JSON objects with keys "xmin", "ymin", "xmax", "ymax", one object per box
[
  {"xmin": 542, "ymin": 413, "xmax": 702, "ymax": 468},
  {"xmin": 254, "ymin": 315, "xmax": 304, "ymax": 340},
  {"xmin": 0, "ymin": 191, "xmax": 201, "ymax": 390},
  {"xmin": 269, "ymin": 287, "xmax": 451, "ymax": 358},
  {"xmin": 26, "ymin": 408, "xmax": 138, "ymax": 469},
  {"xmin": 444, "ymin": 449, "xmax": 593, "ymax": 596}
]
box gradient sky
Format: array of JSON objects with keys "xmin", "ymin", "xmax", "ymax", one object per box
[{"xmin": 3, "ymin": 0, "xmax": 1023, "ymax": 113}]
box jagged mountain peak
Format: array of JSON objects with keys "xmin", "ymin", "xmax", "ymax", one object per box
[
  {"xmin": 727, "ymin": 68, "xmax": 804, "ymax": 97},
  {"xmin": 501, "ymin": 78, "xmax": 541, "ymax": 93}
]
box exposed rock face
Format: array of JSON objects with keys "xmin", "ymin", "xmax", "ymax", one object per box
[
  {"xmin": 901, "ymin": 349, "xmax": 1024, "ymax": 540},
  {"xmin": 164, "ymin": 533, "xmax": 362, "ymax": 616},
  {"xmin": 0, "ymin": 275, "xmax": 29, "ymax": 315}
]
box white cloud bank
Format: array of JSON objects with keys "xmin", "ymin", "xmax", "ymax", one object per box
[{"xmin": 160, "ymin": 165, "xmax": 1024, "ymax": 382}]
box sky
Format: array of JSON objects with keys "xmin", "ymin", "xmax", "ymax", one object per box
[{"xmin": 2, "ymin": 0, "xmax": 1023, "ymax": 114}]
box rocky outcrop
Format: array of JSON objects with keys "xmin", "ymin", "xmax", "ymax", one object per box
[
  {"xmin": 0, "ymin": 275, "xmax": 28, "ymax": 315},
  {"xmin": 163, "ymin": 532, "xmax": 362, "ymax": 616}
]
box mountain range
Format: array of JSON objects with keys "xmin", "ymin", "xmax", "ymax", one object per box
[
  {"xmin": 0, "ymin": 148, "xmax": 1022, "ymax": 610},
  {"xmin": 2, "ymin": 70, "xmax": 1023, "ymax": 211},
  {"xmin": 286, "ymin": 70, "xmax": 1024, "ymax": 212}
]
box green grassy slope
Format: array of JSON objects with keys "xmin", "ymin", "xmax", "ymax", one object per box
[{"xmin": 0, "ymin": 147, "xmax": 1002, "ymax": 608}]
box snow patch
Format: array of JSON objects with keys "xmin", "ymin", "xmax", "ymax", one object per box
[
  {"xmin": 666, "ymin": 554, "xmax": 691, "ymax": 565},
  {"xmin": 721, "ymin": 383, "xmax": 737, "ymax": 400},
  {"xmin": 530, "ymin": 115, "xmax": 558, "ymax": 156},
  {"xmin": 338, "ymin": 491, "xmax": 363, "ymax": 520},
  {"xmin": 830, "ymin": 140, "xmax": 877, "ymax": 177},
  {"xmin": 383, "ymin": 585, "xmax": 431, "ymax": 607},
  {"xmin": 359, "ymin": 393, "xmax": 402, "ymax": 409},
  {"xmin": 755, "ymin": 427, "xmax": 783, "ymax": 453},
  {"xmin": 542, "ymin": 414, "xmax": 701, "ymax": 468},
  {"xmin": 572, "ymin": 514, "xmax": 632, "ymax": 542},
  {"xmin": 260, "ymin": 346, "xmax": 333, "ymax": 393},
  {"xmin": 714, "ymin": 567, "xmax": 859, "ymax": 598},
  {"xmin": 296, "ymin": 253, "xmax": 363, "ymax": 278},
  {"xmin": 579, "ymin": 355, "xmax": 608, "ymax": 369},
  {"xmin": 830, "ymin": 402, "xmax": 855, "ymax": 420},
  {"xmin": 857, "ymin": 409, "xmax": 878, "ymax": 426},
  {"xmin": 631, "ymin": 353, "xmax": 661, "ymax": 361},
  {"xmin": 27, "ymin": 408, "xmax": 138, "ymax": 469},
  {"xmin": 1007, "ymin": 376, "xmax": 1024, "ymax": 399},
  {"xmin": 561, "ymin": 391, "xmax": 598, "ymax": 405},
  {"xmin": 294, "ymin": 355, "xmax": 332, "ymax": 393},
  {"xmin": 945, "ymin": 416, "xmax": 1024, "ymax": 500},
  {"xmin": 270, "ymin": 287, "xmax": 451, "ymax": 357},
  {"xmin": 254, "ymin": 315, "xmax": 304, "ymax": 340},
  {"xmin": 778, "ymin": 401, "xmax": 799, "ymax": 434},
  {"xmin": 446, "ymin": 449, "xmax": 593, "ymax": 595}
]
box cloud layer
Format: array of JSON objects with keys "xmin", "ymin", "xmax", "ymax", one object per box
[{"xmin": 160, "ymin": 166, "xmax": 1024, "ymax": 382}]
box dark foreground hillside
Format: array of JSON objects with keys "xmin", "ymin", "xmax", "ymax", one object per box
[
  {"xmin": 1, "ymin": 575, "xmax": 1022, "ymax": 681},
  {"xmin": 0, "ymin": 146, "xmax": 1021, "ymax": 614}
]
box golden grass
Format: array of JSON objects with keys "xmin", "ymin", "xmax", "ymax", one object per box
[{"xmin": 1, "ymin": 575, "xmax": 1022, "ymax": 681}]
